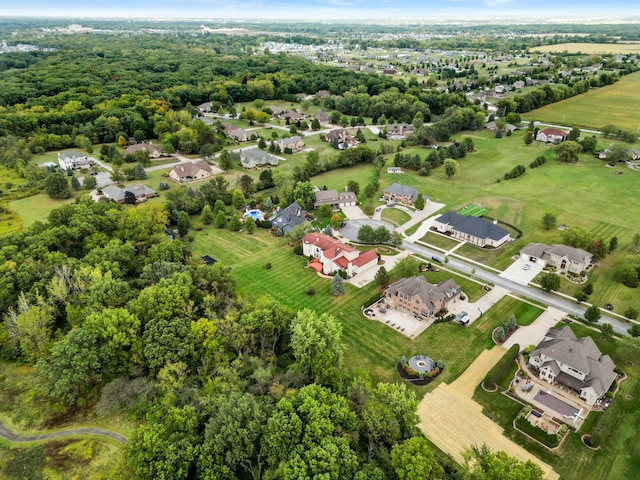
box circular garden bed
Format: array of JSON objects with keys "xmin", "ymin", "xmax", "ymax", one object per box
[{"xmin": 397, "ymin": 355, "xmax": 444, "ymax": 386}]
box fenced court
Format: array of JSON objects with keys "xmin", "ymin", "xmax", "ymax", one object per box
[{"xmin": 457, "ymin": 203, "xmax": 489, "ymax": 217}]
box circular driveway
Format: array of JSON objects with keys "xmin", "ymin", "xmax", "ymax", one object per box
[{"xmin": 339, "ymin": 218, "xmax": 396, "ymax": 241}]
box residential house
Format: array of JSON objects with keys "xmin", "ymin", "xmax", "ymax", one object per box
[
  {"xmin": 520, "ymin": 243, "xmax": 593, "ymax": 274},
  {"xmin": 325, "ymin": 129, "xmax": 358, "ymax": 150},
  {"xmin": 240, "ymin": 149, "xmax": 279, "ymax": 169},
  {"xmin": 530, "ymin": 326, "xmax": 617, "ymax": 406},
  {"xmin": 274, "ymin": 136, "xmax": 304, "ymax": 153},
  {"xmin": 383, "ymin": 183, "xmax": 428, "ymax": 207},
  {"xmin": 281, "ymin": 111, "xmax": 305, "ymax": 122},
  {"xmin": 302, "ymin": 233, "xmax": 378, "ymax": 277},
  {"xmin": 102, "ymin": 184, "xmax": 157, "ymax": 203},
  {"xmin": 124, "ymin": 143, "xmax": 161, "ymax": 158},
  {"xmin": 386, "ymin": 123, "xmax": 414, "ymax": 139},
  {"xmin": 411, "ymin": 67, "xmax": 428, "ymax": 75},
  {"xmin": 485, "ymin": 121, "xmax": 517, "ymax": 133},
  {"xmin": 387, "ymin": 167, "xmax": 403, "ymax": 174},
  {"xmin": 315, "ymin": 89, "xmax": 331, "ymax": 99},
  {"xmin": 269, "ymin": 106, "xmax": 286, "ymax": 116},
  {"xmin": 198, "ymin": 102, "xmax": 213, "ymax": 113},
  {"xmin": 383, "ymin": 68, "xmax": 397, "ymax": 75},
  {"xmin": 536, "ymin": 128, "xmax": 567, "ymax": 144},
  {"xmin": 270, "ymin": 201, "xmax": 307, "ymax": 234},
  {"xmin": 385, "ymin": 275, "xmax": 461, "ymax": 321},
  {"xmin": 313, "ymin": 189, "xmax": 358, "ymax": 209},
  {"xmin": 227, "ymin": 128, "xmax": 251, "ymax": 142},
  {"xmin": 58, "ymin": 150, "xmax": 90, "ymax": 170},
  {"xmin": 169, "ymin": 161, "xmax": 213, "ymax": 183},
  {"xmin": 313, "ymin": 110, "xmax": 331, "ymax": 125},
  {"xmin": 432, "ymin": 211, "xmax": 510, "ymax": 248}
]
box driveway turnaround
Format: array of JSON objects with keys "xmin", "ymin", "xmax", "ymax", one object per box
[{"xmin": 0, "ymin": 421, "xmax": 128, "ymax": 444}]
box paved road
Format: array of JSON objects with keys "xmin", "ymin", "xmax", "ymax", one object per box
[
  {"xmin": 402, "ymin": 240, "xmax": 630, "ymax": 335},
  {"xmin": 0, "ymin": 421, "xmax": 128, "ymax": 444}
]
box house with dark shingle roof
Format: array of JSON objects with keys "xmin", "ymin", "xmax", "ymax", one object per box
[
  {"xmin": 273, "ymin": 136, "xmax": 304, "ymax": 153},
  {"xmin": 383, "ymin": 183, "xmax": 428, "ymax": 207},
  {"xmin": 520, "ymin": 243, "xmax": 593, "ymax": 274},
  {"xmin": 432, "ymin": 211, "xmax": 510, "ymax": 248},
  {"xmin": 270, "ymin": 201, "xmax": 307, "ymax": 234},
  {"xmin": 385, "ymin": 275, "xmax": 461, "ymax": 321},
  {"xmin": 530, "ymin": 326, "xmax": 617, "ymax": 406},
  {"xmin": 302, "ymin": 233, "xmax": 378, "ymax": 278},
  {"xmin": 102, "ymin": 184, "xmax": 157, "ymax": 204}
]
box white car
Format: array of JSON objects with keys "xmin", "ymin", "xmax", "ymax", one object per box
[{"xmin": 522, "ymin": 263, "xmax": 531, "ymax": 270}]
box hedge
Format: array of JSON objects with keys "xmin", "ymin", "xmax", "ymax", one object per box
[
  {"xmin": 515, "ymin": 415, "xmax": 560, "ymax": 447},
  {"xmin": 482, "ymin": 343, "xmax": 520, "ymax": 389}
]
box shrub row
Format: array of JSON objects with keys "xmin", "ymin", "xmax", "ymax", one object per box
[
  {"xmin": 529, "ymin": 155, "xmax": 547, "ymax": 169},
  {"xmin": 503, "ymin": 164, "xmax": 526, "ymax": 180},
  {"xmin": 482, "ymin": 343, "xmax": 520, "ymax": 389},
  {"xmin": 515, "ymin": 415, "xmax": 560, "ymax": 447}
]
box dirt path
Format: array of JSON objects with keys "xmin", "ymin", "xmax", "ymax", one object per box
[
  {"xmin": 417, "ymin": 347, "xmax": 559, "ymax": 480},
  {"xmin": 0, "ymin": 421, "xmax": 128, "ymax": 444}
]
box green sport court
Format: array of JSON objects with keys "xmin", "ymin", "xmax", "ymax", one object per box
[{"xmin": 457, "ymin": 204, "xmax": 489, "ymax": 217}]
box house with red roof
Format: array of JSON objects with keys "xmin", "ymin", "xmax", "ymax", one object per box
[
  {"xmin": 536, "ymin": 128, "xmax": 567, "ymax": 144},
  {"xmin": 302, "ymin": 233, "xmax": 378, "ymax": 278}
]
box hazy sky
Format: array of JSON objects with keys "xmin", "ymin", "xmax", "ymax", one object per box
[{"xmin": 3, "ymin": 0, "xmax": 640, "ymax": 20}]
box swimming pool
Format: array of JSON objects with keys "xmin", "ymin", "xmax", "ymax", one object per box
[{"xmin": 243, "ymin": 209, "xmax": 264, "ymax": 221}]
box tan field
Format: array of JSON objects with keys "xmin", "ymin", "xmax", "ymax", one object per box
[
  {"xmin": 530, "ymin": 42, "xmax": 640, "ymax": 54},
  {"xmin": 417, "ymin": 348, "xmax": 560, "ymax": 480}
]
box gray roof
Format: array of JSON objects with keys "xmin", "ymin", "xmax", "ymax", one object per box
[
  {"xmin": 387, "ymin": 276, "xmax": 460, "ymax": 314},
  {"xmin": 276, "ymin": 136, "xmax": 303, "ymax": 147},
  {"xmin": 171, "ymin": 160, "xmax": 212, "ymax": 179},
  {"xmin": 270, "ymin": 201, "xmax": 306, "ymax": 233},
  {"xmin": 240, "ymin": 150, "xmax": 279, "ymax": 169},
  {"xmin": 521, "ymin": 243, "xmax": 550, "ymax": 259},
  {"xmin": 532, "ymin": 327, "xmax": 617, "ymax": 397},
  {"xmin": 314, "ymin": 189, "xmax": 357, "ymax": 205},
  {"xmin": 102, "ymin": 184, "xmax": 156, "ymax": 202},
  {"xmin": 435, "ymin": 211, "xmax": 509, "ymax": 242},
  {"xmin": 546, "ymin": 244, "xmax": 592, "ymax": 264},
  {"xmin": 124, "ymin": 143, "xmax": 160, "ymax": 157},
  {"xmin": 384, "ymin": 183, "xmax": 419, "ymax": 202},
  {"xmin": 58, "ymin": 150, "xmax": 85, "ymax": 160}
]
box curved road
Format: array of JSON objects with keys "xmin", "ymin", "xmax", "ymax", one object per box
[
  {"xmin": 402, "ymin": 240, "xmax": 631, "ymax": 336},
  {"xmin": 0, "ymin": 421, "xmax": 128, "ymax": 444}
]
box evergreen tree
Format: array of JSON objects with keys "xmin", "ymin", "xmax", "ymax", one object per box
[
  {"xmin": 214, "ymin": 211, "xmax": 227, "ymax": 228},
  {"xmin": 177, "ymin": 211, "xmax": 191, "ymax": 237},
  {"xmin": 201, "ymin": 205, "xmax": 214, "ymax": 225},
  {"xmin": 330, "ymin": 273, "xmax": 345, "ymax": 296},
  {"xmin": 71, "ymin": 176, "xmax": 81, "ymax": 191},
  {"xmin": 244, "ymin": 216, "xmax": 256, "ymax": 234},
  {"xmin": 229, "ymin": 215, "xmax": 242, "ymax": 231}
]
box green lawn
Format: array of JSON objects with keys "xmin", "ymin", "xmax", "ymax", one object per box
[
  {"xmin": 419, "ymin": 232, "xmax": 461, "ymax": 251},
  {"xmin": 9, "ymin": 194, "xmax": 76, "ymax": 227},
  {"xmin": 523, "ymin": 70, "xmax": 640, "ymax": 131},
  {"xmin": 381, "ymin": 207, "xmax": 411, "ymax": 226},
  {"xmin": 474, "ymin": 323, "xmax": 640, "ymax": 480},
  {"xmin": 188, "ymin": 227, "xmax": 542, "ymax": 399}
]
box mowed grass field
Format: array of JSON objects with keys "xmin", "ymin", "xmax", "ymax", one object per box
[
  {"xmin": 189, "ymin": 226, "xmax": 542, "ymax": 399},
  {"xmin": 474, "ymin": 322, "xmax": 640, "ymax": 480},
  {"xmin": 9, "ymin": 194, "xmax": 76, "ymax": 227},
  {"xmin": 523, "ymin": 70, "xmax": 640, "ymax": 130},
  {"xmin": 530, "ymin": 42, "xmax": 640, "ymax": 54}
]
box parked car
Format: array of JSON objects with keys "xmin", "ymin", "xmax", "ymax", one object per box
[{"xmin": 522, "ymin": 263, "xmax": 531, "ymax": 270}]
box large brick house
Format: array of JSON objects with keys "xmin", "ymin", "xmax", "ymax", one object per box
[
  {"xmin": 383, "ymin": 183, "xmax": 427, "ymax": 207},
  {"xmin": 385, "ymin": 276, "xmax": 461, "ymax": 320},
  {"xmin": 432, "ymin": 211, "xmax": 510, "ymax": 248},
  {"xmin": 274, "ymin": 136, "xmax": 304, "ymax": 153},
  {"xmin": 520, "ymin": 243, "xmax": 593, "ymax": 274},
  {"xmin": 530, "ymin": 326, "xmax": 617, "ymax": 406},
  {"xmin": 302, "ymin": 233, "xmax": 378, "ymax": 278}
]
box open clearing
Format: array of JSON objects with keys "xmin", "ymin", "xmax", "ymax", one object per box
[
  {"xmin": 417, "ymin": 347, "xmax": 559, "ymax": 479},
  {"xmin": 530, "ymin": 43, "xmax": 640, "ymax": 54},
  {"xmin": 523, "ymin": 70, "xmax": 640, "ymax": 130}
]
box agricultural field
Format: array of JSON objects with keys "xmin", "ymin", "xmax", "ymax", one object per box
[
  {"xmin": 474, "ymin": 322, "xmax": 640, "ymax": 480},
  {"xmin": 523, "ymin": 70, "xmax": 640, "ymax": 130},
  {"xmin": 530, "ymin": 42, "xmax": 640, "ymax": 54}
]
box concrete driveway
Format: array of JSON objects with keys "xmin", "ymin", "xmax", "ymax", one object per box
[
  {"xmin": 500, "ymin": 257, "xmax": 543, "ymax": 285},
  {"xmin": 502, "ymin": 306, "xmax": 566, "ymax": 350},
  {"xmin": 341, "ymin": 204, "xmax": 368, "ymax": 220}
]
